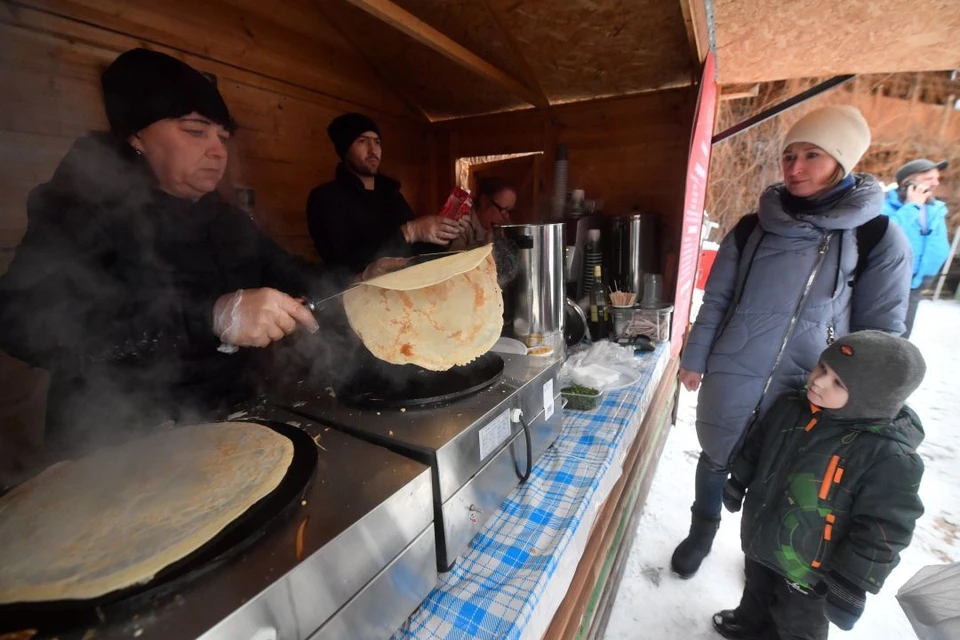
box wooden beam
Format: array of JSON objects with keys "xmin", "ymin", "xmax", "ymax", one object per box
[
  {"xmin": 720, "ymin": 83, "xmax": 760, "ymax": 100},
  {"xmin": 479, "ymin": 0, "xmax": 550, "ymax": 108},
  {"xmin": 679, "ymin": 0, "xmax": 710, "ymax": 69},
  {"xmin": 311, "ymin": 0, "xmax": 431, "ymax": 123},
  {"xmin": 679, "ymin": 0, "xmax": 701, "ymax": 66},
  {"xmin": 340, "ymin": 0, "xmax": 543, "ymax": 107}
]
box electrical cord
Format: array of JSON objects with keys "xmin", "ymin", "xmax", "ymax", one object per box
[{"xmin": 514, "ymin": 412, "xmax": 533, "ymax": 483}]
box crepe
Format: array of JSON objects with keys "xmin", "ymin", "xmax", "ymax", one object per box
[
  {"xmin": 344, "ymin": 246, "xmax": 503, "ymax": 371},
  {"xmin": 0, "ymin": 422, "xmax": 293, "ymax": 604}
]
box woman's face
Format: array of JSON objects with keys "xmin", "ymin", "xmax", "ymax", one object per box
[
  {"xmin": 781, "ymin": 142, "xmax": 842, "ymax": 198},
  {"xmin": 477, "ymin": 188, "xmax": 516, "ymax": 230},
  {"xmin": 129, "ymin": 113, "xmax": 230, "ymax": 201}
]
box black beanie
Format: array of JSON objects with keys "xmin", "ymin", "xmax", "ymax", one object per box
[
  {"xmin": 327, "ymin": 113, "xmax": 381, "ymax": 160},
  {"xmin": 820, "ymin": 331, "xmax": 926, "ymax": 420},
  {"xmin": 101, "ymin": 48, "xmax": 235, "ymax": 140}
]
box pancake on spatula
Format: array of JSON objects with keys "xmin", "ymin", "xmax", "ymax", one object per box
[
  {"xmin": 343, "ymin": 245, "xmax": 503, "ymax": 371},
  {"xmin": 0, "ymin": 422, "xmax": 292, "ymax": 604}
]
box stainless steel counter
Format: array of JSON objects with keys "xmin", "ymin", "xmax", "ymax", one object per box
[
  {"xmin": 279, "ymin": 354, "xmax": 564, "ymax": 571},
  {"xmin": 61, "ymin": 415, "xmax": 437, "ymax": 640}
]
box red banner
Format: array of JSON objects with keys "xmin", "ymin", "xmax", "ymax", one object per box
[{"xmin": 671, "ymin": 51, "xmax": 718, "ymax": 357}]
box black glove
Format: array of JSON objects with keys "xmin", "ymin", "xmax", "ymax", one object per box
[
  {"xmin": 822, "ymin": 572, "xmax": 866, "ymax": 631},
  {"xmin": 721, "ymin": 478, "xmax": 746, "ymax": 513}
]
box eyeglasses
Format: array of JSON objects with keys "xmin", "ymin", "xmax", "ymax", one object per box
[{"xmin": 490, "ymin": 200, "xmax": 513, "ymax": 215}]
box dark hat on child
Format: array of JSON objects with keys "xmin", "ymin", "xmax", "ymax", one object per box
[
  {"xmin": 327, "ymin": 112, "xmax": 381, "ymax": 160},
  {"xmin": 820, "ymin": 330, "xmax": 926, "ymax": 420},
  {"xmin": 101, "ymin": 48, "xmax": 235, "ymax": 140}
]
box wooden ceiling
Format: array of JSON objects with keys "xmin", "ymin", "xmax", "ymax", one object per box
[
  {"xmin": 714, "ymin": 0, "xmax": 960, "ymax": 84},
  {"xmin": 313, "ymin": 0, "xmax": 701, "ymax": 121},
  {"xmin": 12, "ymin": 0, "xmax": 956, "ymax": 124}
]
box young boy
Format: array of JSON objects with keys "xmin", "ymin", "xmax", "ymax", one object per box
[{"xmin": 715, "ymin": 330, "xmax": 926, "ymax": 640}]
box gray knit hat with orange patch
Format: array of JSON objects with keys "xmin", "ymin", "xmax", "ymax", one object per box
[{"xmin": 820, "ymin": 330, "xmax": 926, "ymax": 420}]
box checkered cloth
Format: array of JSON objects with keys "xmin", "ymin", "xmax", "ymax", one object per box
[{"xmin": 393, "ymin": 344, "xmax": 670, "ymax": 640}]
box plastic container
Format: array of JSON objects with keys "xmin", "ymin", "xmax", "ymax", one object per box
[
  {"xmin": 611, "ymin": 304, "xmax": 674, "ymax": 342},
  {"xmin": 560, "ymin": 386, "xmax": 603, "ymax": 411}
]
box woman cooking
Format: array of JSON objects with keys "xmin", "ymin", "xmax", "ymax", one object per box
[
  {"xmin": 0, "ymin": 48, "xmax": 391, "ymax": 459},
  {"xmin": 450, "ymin": 177, "xmax": 516, "ymax": 250}
]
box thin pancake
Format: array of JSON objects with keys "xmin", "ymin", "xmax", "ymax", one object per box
[
  {"xmin": 0, "ymin": 422, "xmax": 293, "ymax": 604},
  {"xmin": 344, "ymin": 252, "xmax": 503, "ymax": 371},
  {"xmin": 361, "ymin": 245, "xmax": 492, "ymax": 291}
]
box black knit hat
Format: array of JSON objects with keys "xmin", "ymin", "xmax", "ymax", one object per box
[
  {"xmin": 327, "ymin": 113, "xmax": 381, "ymax": 160},
  {"xmin": 820, "ymin": 331, "xmax": 926, "ymax": 420},
  {"xmin": 101, "ymin": 48, "xmax": 235, "ymax": 140}
]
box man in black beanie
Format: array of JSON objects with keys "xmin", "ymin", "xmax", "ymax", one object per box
[
  {"xmin": 714, "ymin": 330, "xmax": 926, "ymax": 639},
  {"xmin": 306, "ymin": 112, "xmax": 459, "ymax": 273}
]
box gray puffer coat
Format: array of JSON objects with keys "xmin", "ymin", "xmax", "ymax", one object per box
[{"xmin": 681, "ymin": 175, "xmax": 912, "ymax": 466}]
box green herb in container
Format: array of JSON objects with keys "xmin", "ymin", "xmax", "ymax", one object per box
[{"xmin": 561, "ymin": 384, "xmax": 602, "ymax": 411}]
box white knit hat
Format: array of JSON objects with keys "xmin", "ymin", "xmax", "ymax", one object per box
[{"xmin": 782, "ymin": 105, "xmax": 872, "ymax": 176}]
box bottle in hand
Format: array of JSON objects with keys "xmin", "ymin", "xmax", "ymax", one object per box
[{"xmin": 589, "ymin": 264, "xmax": 609, "ymax": 341}]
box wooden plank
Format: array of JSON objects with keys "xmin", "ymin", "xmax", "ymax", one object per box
[
  {"xmin": 543, "ymin": 358, "xmax": 679, "ymax": 639},
  {"xmin": 678, "ymin": 0, "xmax": 703, "ymax": 69},
  {"xmin": 586, "ymin": 380, "xmax": 676, "ymax": 639},
  {"xmin": 720, "ymin": 83, "xmax": 760, "ymax": 100},
  {"xmin": 714, "ymin": 0, "xmax": 960, "ymax": 83},
  {"xmin": 340, "ymin": 0, "xmax": 543, "ymax": 107}
]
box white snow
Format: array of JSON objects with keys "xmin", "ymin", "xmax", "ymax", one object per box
[{"xmin": 604, "ymin": 299, "xmax": 960, "ymax": 640}]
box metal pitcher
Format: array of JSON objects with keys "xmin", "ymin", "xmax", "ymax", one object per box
[{"xmin": 498, "ymin": 223, "xmax": 566, "ymax": 356}]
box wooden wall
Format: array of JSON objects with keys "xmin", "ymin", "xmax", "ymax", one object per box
[
  {"xmin": 0, "ymin": 0, "xmax": 431, "ymax": 273},
  {"xmin": 0, "ymin": 0, "xmax": 698, "ymax": 464},
  {"xmin": 431, "ymin": 87, "xmax": 699, "ymax": 294},
  {"xmin": 0, "ymin": 0, "xmax": 430, "ymax": 466}
]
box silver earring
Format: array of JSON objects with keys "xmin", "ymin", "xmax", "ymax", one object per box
[{"xmin": 135, "ymin": 149, "xmax": 143, "ymax": 155}]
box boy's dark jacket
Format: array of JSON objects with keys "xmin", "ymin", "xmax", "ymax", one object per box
[{"xmin": 731, "ymin": 391, "xmax": 924, "ymax": 594}]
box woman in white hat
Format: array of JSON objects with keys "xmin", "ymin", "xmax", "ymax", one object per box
[{"xmin": 671, "ymin": 105, "xmax": 913, "ymax": 580}]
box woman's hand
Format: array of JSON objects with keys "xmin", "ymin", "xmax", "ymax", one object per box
[
  {"xmin": 678, "ymin": 367, "xmax": 703, "ymax": 392},
  {"xmin": 213, "ymin": 288, "xmax": 318, "ymax": 348},
  {"xmin": 403, "ymin": 216, "xmax": 460, "ymax": 245}
]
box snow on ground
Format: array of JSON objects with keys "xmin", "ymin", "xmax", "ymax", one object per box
[{"xmin": 604, "ymin": 299, "xmax": 960, "ymax": 640}]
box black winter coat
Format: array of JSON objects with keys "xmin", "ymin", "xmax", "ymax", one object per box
[
  {"xmin": 732, "ymin": 392, "xmax": 924, "ymax": 594},
  {"xmin": 306, "ymin": 164, "xmax": 416, "ymax": 273},
  {"xmin": 0, "ymin": 133, "xmax": 327, "ymax": 454}
]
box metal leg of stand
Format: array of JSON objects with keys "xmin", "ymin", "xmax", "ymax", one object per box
[{"xmin": 933, "ymin": 229, "xmax": 960, "ymax": 301}]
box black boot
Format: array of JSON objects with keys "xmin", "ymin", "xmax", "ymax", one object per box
[
  {"xmin": 712, "ymin": 610, "xmax": 765, "ymax": 640},
  {"xmin": 670, "ymin": 508, "xmax": 720, "ymax": 578}
]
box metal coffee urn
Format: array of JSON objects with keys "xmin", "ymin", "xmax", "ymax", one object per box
[
  {"xmin": 608, "ymin": 212, "xmax": 657, "ymax": 298},
  {"xmin": 499, "ymin": 223, "xmax": 566, "ymax": 358}
]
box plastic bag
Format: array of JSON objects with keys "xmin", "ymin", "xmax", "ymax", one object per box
[
  {"xmin": 560, "ymin": 341, "xmax": 642, "ymax": 391},
  {"xmin": 897, "ymin": 561, "xmax": 960, "ymax": 639}
]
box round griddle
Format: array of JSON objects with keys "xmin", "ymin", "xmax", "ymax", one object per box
[
  {"xmin": 336, "ymin": 351, "xmax": 505, "ymax": 408},
  {"xmin": 0, "ymin": 421, "xmax": 317, "ymax": 638}
]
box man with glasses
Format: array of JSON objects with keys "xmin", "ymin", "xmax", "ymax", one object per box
[{"xmin": 451, "ymin": 177, "xmax": 517, "ymax": 250}]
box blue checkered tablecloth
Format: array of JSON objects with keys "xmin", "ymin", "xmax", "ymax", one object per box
[{"xmin": 392, "ymin": 343, "xmax": 670, "ymax": 640}]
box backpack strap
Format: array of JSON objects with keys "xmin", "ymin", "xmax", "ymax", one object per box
[
  {"xmin": 734, "ymin": 213, "xmax": 760, "ymax": 255},
  {"xmin": 853, "ymin": 215, "xmax": 889, "ymax": 282}
]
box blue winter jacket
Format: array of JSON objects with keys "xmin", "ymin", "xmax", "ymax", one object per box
[
  {"xmin": 883, "ymin": 189, "xmax": 950, "ymax": 289},
  {"xmin": 681, "ymin": 175, "xmax": 912, "ymax": 466}
]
